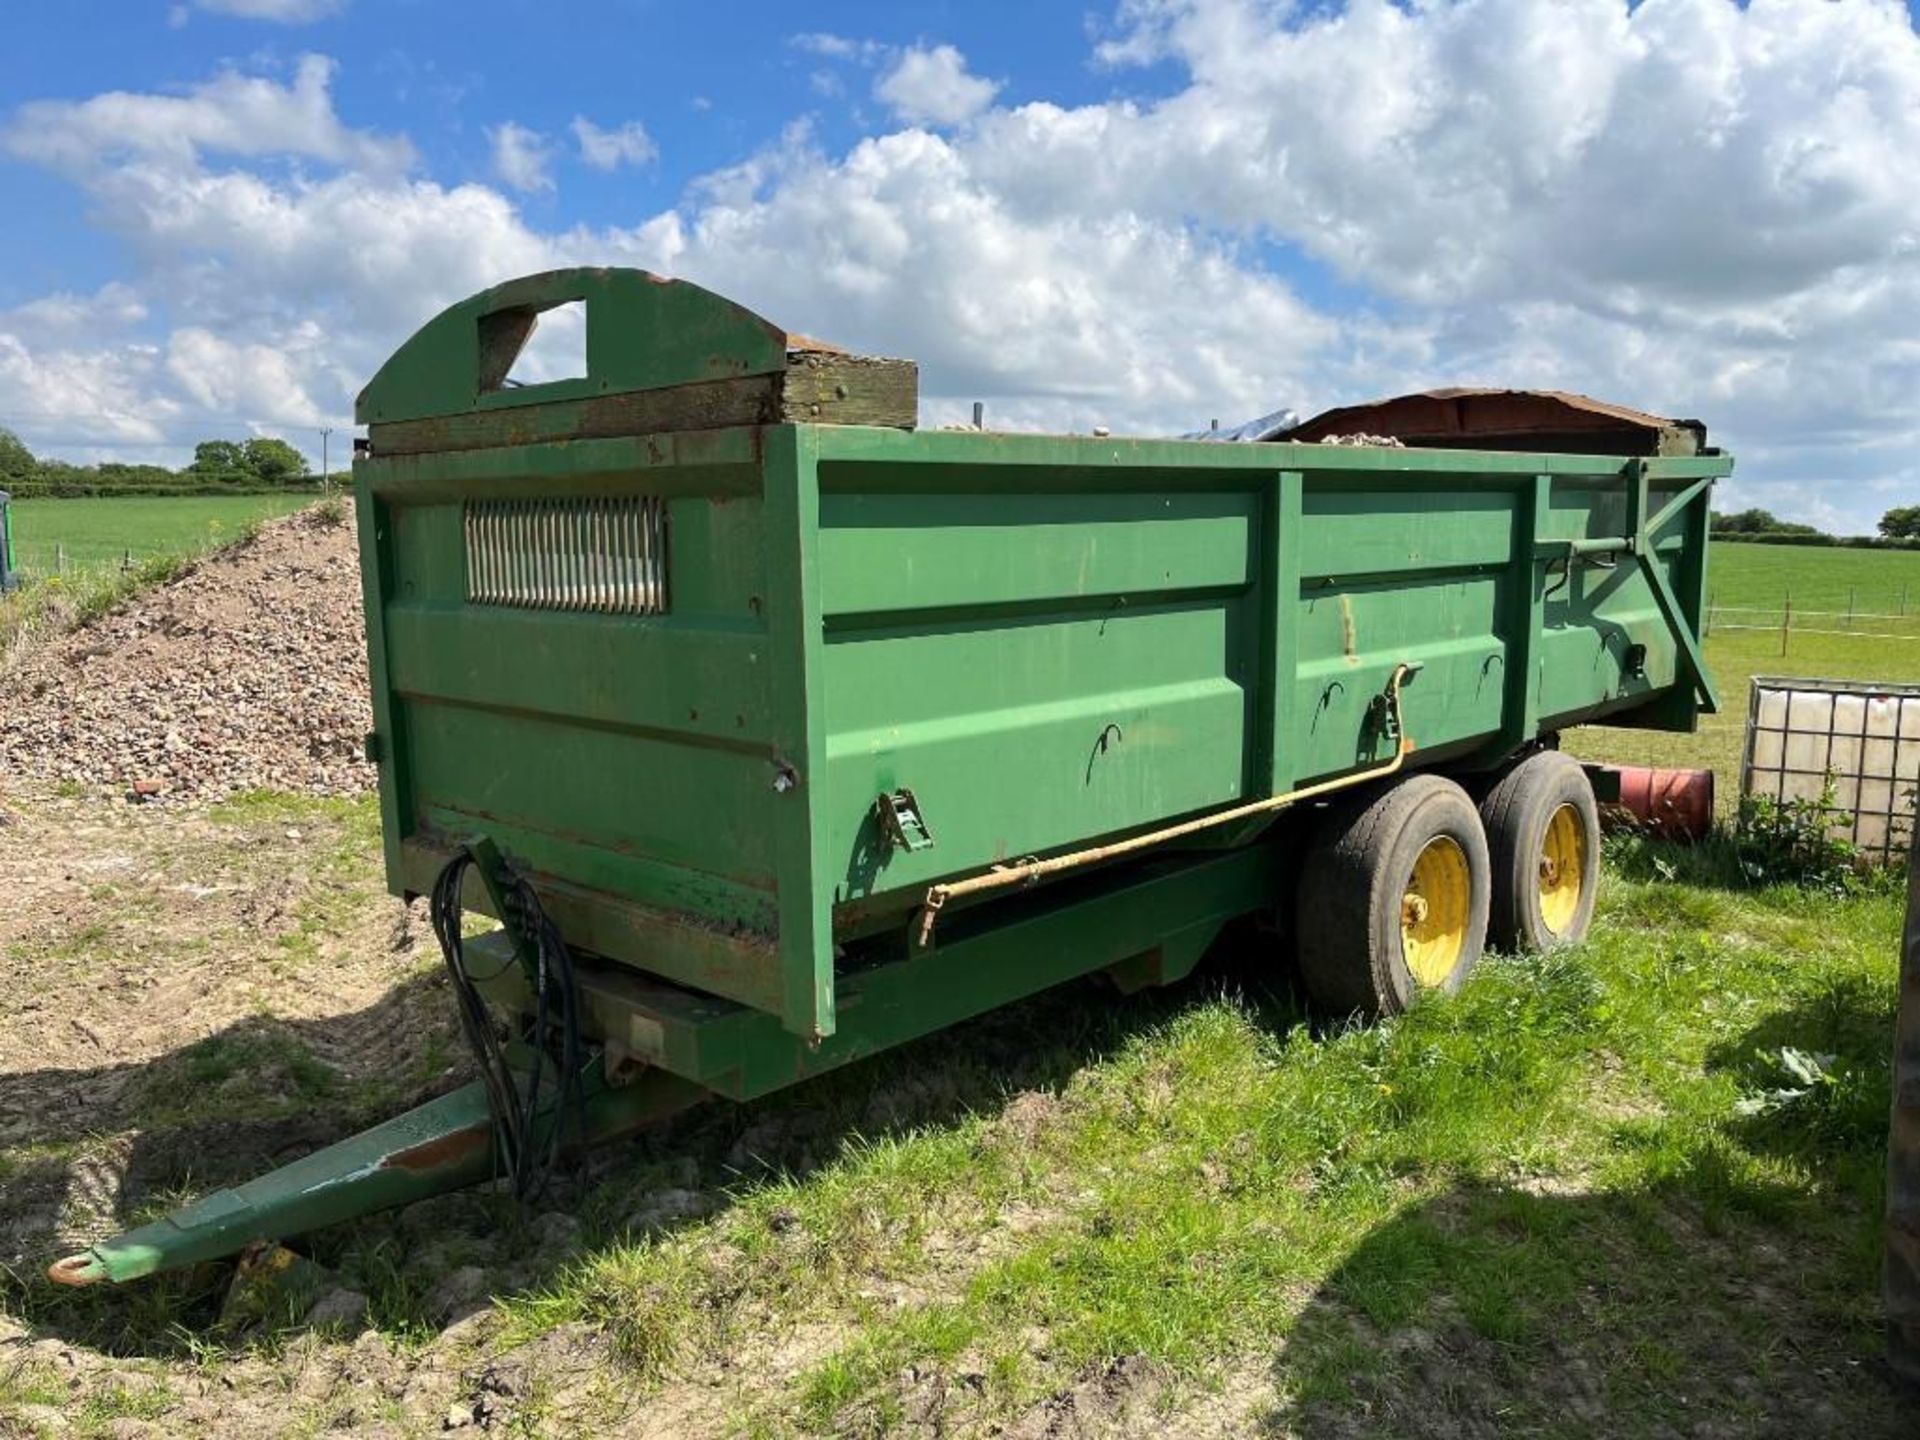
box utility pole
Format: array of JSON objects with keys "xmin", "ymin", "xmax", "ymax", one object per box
[{"xmin": 320, "ymin": 427, "xmax": 333, "ymax": 495}]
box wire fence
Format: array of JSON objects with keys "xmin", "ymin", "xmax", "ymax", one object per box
[
  {"xmin": 1706, "ymin": 586, "xmax": 1920, "ymax": 654},
  {"xmin": 9, "ymin": 542, "xmax": 145, "ymax": 579}
]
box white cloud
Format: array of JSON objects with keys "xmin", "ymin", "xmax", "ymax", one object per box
[
  {"xmin": 572, "ymin": 117, "xmax": 658, "ymax": 171},
  {"xmin": 0, "ymin": 58, "xmax": 555, "ymax": 450},
  {"xmin": 790, "ymin": 33, "xmax": 889, "ymax": 64},
  {"xmin": 0, "ymin": 333, "xmax": 175, "ymax": 448},
  {"xmin": 489, "ymin": 121, "xmax": 554, "ymax": 193},
  {"xmin": 166, "ymin": 325, "xmax": 326, "ymax": 424},
  {"xmin": 5, "ymin": 2, "xmax": 1920, "ymax": 534},
  {"xmin": 189, "ymin": 0, "xmax": 346, "ymax": 20},
  {"xmin": 1, "ymin": 53, "xmax": 410, "ymax": 175},
  {"xmin": 874, "ymin": 44, "xmax": 1002, "ymax": 126},
  {"xmin": 602, "ymin": 125, "xmax": 1335, "ymax": 429},
  {"xmin": 1, "ymin": 284, "xmax": 148, "ymax": 341}
]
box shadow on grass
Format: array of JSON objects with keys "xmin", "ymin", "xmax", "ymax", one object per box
[
  {"xmin": 2, "ymin": 921, "xmax": 1305, "ymax": 1359},
  {"xmin": 1268, "ymin": 1169, "xmax": 1908, "ymax": 1439},
  {"xmin": 1604, "ymin": 826, "xmax": 1782, "ymax": 893},
  {"xmin": 1270, "ymin": 970, "xmax": 1907, "ymax": 1438},
  {"xmin": 0, "ymin": 970, "xmax": 464, "ymax": 1333},
  {"xmin": 1704, "ymin": 971, "xmax": 1897, "ymax": 1206}
]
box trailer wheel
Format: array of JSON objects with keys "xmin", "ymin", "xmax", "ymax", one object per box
[
  {"xmin": 1478, "ymin": 750, "xmax": 1600, "ymax": 953},
  {"xmin": 1296, "ymin": 775, "xmax": 1491, "ymax": 1017}
]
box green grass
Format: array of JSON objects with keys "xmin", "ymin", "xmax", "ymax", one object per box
[
  {"xmin": 1707, "ymin": 539, "xmax": 1920, "ymax": 613},
  {"xmin": 1569, "ymin": 541, "xmax": 1920, "ymax": 788},
  {"xmin": 0, "ymin": 495, "xmax": 338, "ymax": 662},
  {"xmin": 6, "ymin": 493, "xmax": 315, "ymax": 578},
  {"xmin": 458, "ymin": 845, "xmax": 1907, "ymax": 1434}
]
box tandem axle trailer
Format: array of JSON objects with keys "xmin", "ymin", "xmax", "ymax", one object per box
[{"xmin": 54, "ymin": 270, "xmax": 1728, "ymax": 1285}]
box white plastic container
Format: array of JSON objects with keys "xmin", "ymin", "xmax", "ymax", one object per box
[{"xmin": 1743, "ymin": 678, "xmax": 1920, "ymax": 860}]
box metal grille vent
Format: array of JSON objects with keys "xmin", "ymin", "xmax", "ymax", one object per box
[{"xmin": 465, "ymin": 497, "xmax": 669, "ymax": 615}]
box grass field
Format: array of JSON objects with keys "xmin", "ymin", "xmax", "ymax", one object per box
[
  {"xmin": 5, "ymin": 494, "xmax": 316, "ymax": 578},
  {"xmin": 1568, "ymin": 542, "xmax": 1920, "ymax": 794},
  {"xmin": 1707, "ymin": 540, "xmax": 1920, "ymax": 613},
  {"xmin": 0, "ymin": 494, "xmax": 333, "ymax": 663}
]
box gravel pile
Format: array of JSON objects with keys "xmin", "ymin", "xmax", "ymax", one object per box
[{"xmin": 0, "ymin": 508, "xmax": 376, "ymax": 801}]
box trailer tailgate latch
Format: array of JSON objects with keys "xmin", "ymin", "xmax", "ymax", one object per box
[{"xmin": 876, "ymin": 788, "xmax": 935, "ymax": 853}]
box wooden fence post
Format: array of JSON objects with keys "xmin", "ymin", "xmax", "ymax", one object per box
[{"xmin": 1781, "ymin": 592, "xmax": 1792, "ymax": 657}]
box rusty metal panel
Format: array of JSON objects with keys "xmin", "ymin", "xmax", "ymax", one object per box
[{"xmin": 1284, "ymin": 387, "xmax": 1707, "ymax": 457}]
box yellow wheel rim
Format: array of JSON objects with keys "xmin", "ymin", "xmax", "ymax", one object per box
[
  {"xmin": 1538, "ymin": 803, "xmax": 1586, "ymax": 936},
  {"xmin": 1402, "ymin": 835, "xmax": 1471, "ymax": 986}
]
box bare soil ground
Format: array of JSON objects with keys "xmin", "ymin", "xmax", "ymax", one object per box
[{"xmin": 0, "ymin": 789, "xmax": 435, "ymax": 1267}]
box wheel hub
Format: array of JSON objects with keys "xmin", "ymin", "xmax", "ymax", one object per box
[
  {"xmin": 1537, "ymin": 803, "xmax": 1586, "ymax": 936},
  {"xmin": 1402, "ymin": 835, "xmax": 1471, "ymax": 987}
]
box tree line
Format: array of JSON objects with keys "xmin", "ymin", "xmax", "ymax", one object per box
[
  {"xmin": 1710, "ymin": 506, "xmax": 1920, "ymax": 549},
  {"xmin": 0, "ymin": 428, "xmax": 320, "ymax": 499}
]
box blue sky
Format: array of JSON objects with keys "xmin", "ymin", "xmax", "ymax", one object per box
[
  {"xmin": 1, "ymin": 3, "xmax": 1150, "ymax": 288},
  {"xmin": 2, "ymin": 0, "xmax": 1917, "ymax": 531}
]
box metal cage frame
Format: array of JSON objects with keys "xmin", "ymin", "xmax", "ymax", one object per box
[{"xmin": 1740, "ymin": 674, "xmax": 1920, "ymax": 864}]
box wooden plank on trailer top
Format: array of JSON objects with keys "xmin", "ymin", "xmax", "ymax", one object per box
[{"xmin": 369, "ymin": 351, "xmax": 918, "ymax": 457}]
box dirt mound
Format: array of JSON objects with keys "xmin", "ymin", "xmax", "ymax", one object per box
[{"xmin": 0, "ymin": 507, "xmax": 376, "ymax": 801}]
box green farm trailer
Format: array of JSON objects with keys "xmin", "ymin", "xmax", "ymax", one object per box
[{"xmin": 53, "ymin": 270, "xmax": 1729, "ymax": 1286}]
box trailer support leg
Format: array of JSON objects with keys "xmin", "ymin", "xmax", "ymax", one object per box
[{"xmin": 48, "ymin": 1065, "xmax": 706, "ymax": 1287}]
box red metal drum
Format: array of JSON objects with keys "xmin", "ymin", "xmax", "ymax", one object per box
[{"xmin": 1597, "ymin": 764, "xmax": 1715, "ymax": 840}]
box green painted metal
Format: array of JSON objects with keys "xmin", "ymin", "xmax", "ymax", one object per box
[
  {"xmin": 0, "ymin": 489, "xmax": 16, "ymax": 591},
  {"xmin": 354, "ymin": 269, "xmax": 792, "ymax": 426},
  {"xmin": 460, "ymin": 844, "xmax": 1271, "ymax": 1103},
  {"xmin": 52, "ymin": 845, "xmax": 1252, "ymax": 1286},
  {"xmin": 352, "ymin": 269, "xmax": 1732, "ymax": 1051}
]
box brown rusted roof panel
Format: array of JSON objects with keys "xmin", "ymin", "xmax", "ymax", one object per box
[{"xmin": 1281, "ymin": 388, "xmax": 1707, "ymax": 457}]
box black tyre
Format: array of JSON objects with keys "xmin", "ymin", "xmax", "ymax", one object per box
[
  {"xmin": 1296, "ymin": 774, "xmax": 1492, "ymax": 1017},
  {"xmin": 1478, "ymin": 750, "xmax": 1600, "ymax": 953}
]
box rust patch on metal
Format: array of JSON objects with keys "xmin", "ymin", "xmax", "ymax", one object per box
[
  {"xmin": 381, "ymin": 1123, "xmax": 491, "ymax": 1173},
  {"xmin": 785, "ymin": 333, "xmax": 848, "ymax": 355},
  {"xmin": 1282, "ymin": 388, "xmax": 1706, "ymax": 457},
  {"xmin": 47, "ymin": 1253, "xmax": 104, "ymax": 1287}
]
